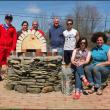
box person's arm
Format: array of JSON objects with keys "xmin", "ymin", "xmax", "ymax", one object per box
[
  {"xmin": 11, "ymin": 28, "xmax": 17, "ymax": 51},
  {"xmin": 96, "ymin": 49, "xmax": 110, "ymax": 66},
  {"xmin": 44, "ymin": 34, "xmax": 48, "ymax": 41},
  {"xmin": 75, "ymin": 32, "xmax": 80, "ymax": 43},
  {"xmin": 71, "ymin": 49, "xmax": 77, "ymax": 66},
  {"xmin": 48, "ymin": 29, "xmax": 51, "ymax": 47},
  {"xmin": 37, "ymin": 30, "xmax": 48, "ymax": 42},
  {"xmin": 41, "ymin": 31, "xmax": 48, "ymax": 41},
  {"xmin": 17, "ymin": 30, "xmax": 22, "ymax": 39},
  {"xmin": 49, "ymin": 29, "xmax": 51, "ymax": 39}
]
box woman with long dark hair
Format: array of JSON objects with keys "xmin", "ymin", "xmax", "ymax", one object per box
[{"xmin": 71, "ymin": 37, "xmax": 91, "ymax": 99}]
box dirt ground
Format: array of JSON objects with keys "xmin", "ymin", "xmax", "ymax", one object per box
[{"xmin": 0, "ymin": 80, "xmax": 110, "ymax": 109}]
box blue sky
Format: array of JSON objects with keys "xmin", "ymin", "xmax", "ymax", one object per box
[{"xmin": 0, "ymin": 1, "xmax": 110, "ymax": 31}]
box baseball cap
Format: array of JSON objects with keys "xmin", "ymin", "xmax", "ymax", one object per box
[{"xmin": 5, "ymin": 14, "xmax": 13, "ymax": 20}]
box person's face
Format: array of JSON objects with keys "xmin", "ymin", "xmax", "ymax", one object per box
[
  {"xmin": 67, "ymin": 21, "xmax": 73, "ymax": 30},
  {"xmin": 80, "ymin": 40, "xmax": 86, "ymax": 49},
  {"xmin": 22, "ymin": 23, "xmax": 28, "ymax": 31},
  {"xmin": 32, "ymin": 22, "xmax": 38, "ymax": 30},
  {"xmin": 53, "ymin": 19, "xmax": 59, "ymax": 27},
  {"xmin": 96, "ymin": 37, "xmax": 104, "ymax": 47},
  {"xmin": 5, "ymin": 19, "xmax": 12, "ymax": 25}
]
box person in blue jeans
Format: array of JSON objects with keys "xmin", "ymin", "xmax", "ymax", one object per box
[
  {"xmin": 85, "ymin": 32, "xmax": 110, "ymax": 95},
  {"xmin": 71, "ymin": 37, "xmax": 91, "ymax": 99}
]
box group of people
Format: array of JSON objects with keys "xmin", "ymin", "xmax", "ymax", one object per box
[
  {"xmin": 0, "ymin": 14, "xmax": 46, "ymax": 80},
  {"xmin": 48, "ymin": 17, "xmax": 110, "ymax": 99},
  {"xmin": 0, "ymin": 14, "xmax": 47, "ymax": 78},
  {"xmin": 0, "ymin": 14, "xmax": 110, "ymax": 100},
  {"xmin": 71, "ymin": 33, "xmax": 110, "ymax": 99}
]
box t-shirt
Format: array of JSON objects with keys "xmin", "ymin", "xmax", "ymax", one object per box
[
  {"xmin": 63, "ymin": 28, "xmax": 77, "ymax": 50},
  {"xmin": 74, "ymin": 48, "xmax": 89, "ymax": 62},
  {"xmin": 49, "ymin": 25, "xmax": 65, "ymax": 48},
  {"xmin": 91, "ymin": 44, "xmax": 110, "ymax": 65}
]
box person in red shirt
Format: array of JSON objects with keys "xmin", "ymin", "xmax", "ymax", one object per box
[
  {"xmin": 30, "ymin": 20, "xmax": 47, "ymax": 56},
  {"xmin": 31, "ymin": 20, "xmax": 47, "ymax": 39},
  {"xmin": 0, "ymin": 14, "xmax": 17, "ymax": 80}
]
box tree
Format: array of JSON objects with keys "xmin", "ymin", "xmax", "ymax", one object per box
[{"xmin": 72, "ymin": 5, "xmax": 102, "ymax": 38}]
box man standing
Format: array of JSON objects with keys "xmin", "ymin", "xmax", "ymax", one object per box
[
  {"xmin": 49, "ymin": 17, "xmax": 65, "ymax": 56},
  {"xmin": 0, "ymin": 14, "xmax": 17, "ymax": 79},
  {"xmin": 31, "ymin": 20, "xmax": 47, "ymax": 56},
  {"xmin": 63, "ymin": 18, "xmax": 79, "ymax": 66},
  {"xmin": 31, "ymin": 20, "xmax": 46, "ymax": 39}
]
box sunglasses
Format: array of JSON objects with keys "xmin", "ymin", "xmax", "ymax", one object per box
[
  {"xmin": 80, "ymin": 42, "xmax": 86, "ymax": 44},
  {"xmin": 67, "ymin": 23, "xmax": 72, "ymax": 25}
]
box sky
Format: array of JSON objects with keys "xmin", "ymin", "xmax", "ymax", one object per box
[{"xmin": 0, "ymin": 1, "xmax": 110, "ymax": 31}]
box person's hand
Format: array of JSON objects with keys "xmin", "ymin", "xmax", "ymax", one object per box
[
  {"xmin": 95, "ymin": 63, "xmax": 102, "ymax": 66},
  {"xmin": 72, "ymin": 61, "xmax": 78, "ymax": 66},
  {"xmin": 77, "ymin": 62, "xmax": 84, "ymax": 67}
]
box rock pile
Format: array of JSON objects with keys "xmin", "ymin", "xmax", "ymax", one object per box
[{"xmin": 6, "ymin": 56, "xmax": 63, "ymax": 93}]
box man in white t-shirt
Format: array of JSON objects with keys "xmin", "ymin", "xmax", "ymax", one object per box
[{"xmin": 63, "ymin": 19, "xmax": 79, "ymax": 66}]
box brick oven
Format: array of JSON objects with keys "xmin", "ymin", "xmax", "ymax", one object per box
[
  {"xmin": 6, "ymin": 30, "xmax": 63, "ymax": 93},
  {"xmin": 6, "ymin": 30, "xmax": 74, "ymax": 94}
]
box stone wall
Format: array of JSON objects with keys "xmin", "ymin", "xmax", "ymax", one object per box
[{"xmin": 6, "ymin": 56, "xmax": 63, "ymax": 93}]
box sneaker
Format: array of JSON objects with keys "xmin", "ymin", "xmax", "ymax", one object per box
[
  {"xmin": 88, "ymin": 86, "xmax": 95, "ymax": 94},
  {"xmin": 96, "ymin": 87, "xmax": 103, "ymax": 95},
  {"xmin": 72, "ymin": 91, "xmax": 81, "ymax": 100},
  {"xmin": 82, "ymin": 78, "xmax": 90, "ymax": 86},
  {"xmin": 83, "ymin": 90, "xmax": 89, "ymax": 95}
]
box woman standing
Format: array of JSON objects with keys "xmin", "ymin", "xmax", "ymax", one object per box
[
  {"xmin": 85, "ymin": 32, "xmax": 110, "ymax": 95},
  {"xmin": 71, "ymin": 37, "xmax": 91, "ymax": 99}
]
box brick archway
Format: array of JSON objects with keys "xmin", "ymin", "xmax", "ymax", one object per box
[{"xmin": 16, "ymin": 30, "xmax": 46, "ymax": 52}]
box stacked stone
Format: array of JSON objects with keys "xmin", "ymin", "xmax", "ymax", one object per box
[{"xmin": 6, "ymin": 56, "xmax": 63, "ymax": 93}]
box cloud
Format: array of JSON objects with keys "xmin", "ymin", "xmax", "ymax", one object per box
[{"xmin": 25, "ymin": 6, "xmax": 41, "ymax": 14}]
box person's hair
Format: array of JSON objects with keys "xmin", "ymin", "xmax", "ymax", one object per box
[
  {"xmin": 76, "ymin": 37, "xmax": 88, "ymax": 48},
  {"xmin": 53, "ymin": 17, "xmax": 59, "ymax": 21},
  {"xmin": 21, "ymin": 21, "xmax": 28, "ymax": 26},
  {"xmin": 66, "ymin": 18, "xmax": 73, "ymax": 25},
  {"xmin": 91, "ymin": 32, "xmax": 108, "ymax": 43},
  {"xmin": 32, "ymin": 20, "xmax": 39, "ymax": 26},
  {"xmin": 5, "ymin": 14, "xmax": 13, "ymax": 21}
]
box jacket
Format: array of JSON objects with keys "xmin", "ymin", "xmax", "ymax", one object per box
[{"xmin": 0, "ymin": 24, "xmax": 17, "ymax": 51}]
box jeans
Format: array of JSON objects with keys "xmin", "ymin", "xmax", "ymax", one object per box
[
  {"xmin": 85, "ymin": 64, "xmax": 110, "ymax": 88},
  {"xmin": 72, "ymin": 65, "xmax": 85, "ymax": 92}
]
